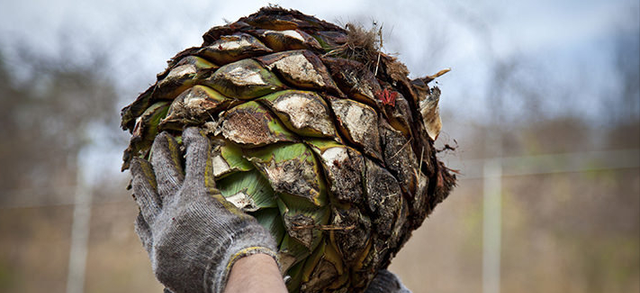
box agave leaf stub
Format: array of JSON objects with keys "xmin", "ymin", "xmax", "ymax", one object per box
[
  {"xmin": 277, "ymin": 199, "xmax": 330, "ymax": 271},
  {"xmin": 251, "ymin": 208, "xmax": 286, "ymax": 247},
  {"xmin": 217, "ymin": 169, "xmax": 277, "ymax": 209},
  {"xmin": 257, "ymin": 50, "xmax": 341, "ymax": 94},
  {"xmin": 329, "ymin": 97, "xmax": 383, "ymax": 160},
  {"xmin": 245, "ymin": 143, "xmax": 327, "ymax": 207},
  {"xmin": 156, "ymin": 56, "xmax": 218, "ymax": 100},
  {"xmin": 379, "ymin": 120, "xmax": 419, "ymax": 195},
  {"xmin": 383, "ymin": 92, "xmax": 414, "ymax": 137},
  {"xmin": 260, "ymin": 90, "xmax": 337, "ymax": 138},
  {"xmin": 204, "ymin": 59, "xmax": 284, "ymax": 99},
  {"xmin": 257, "ymin": 29, "xmax": 323, "ymax": 51},
  {"xmin": 322, "ymin": 57, "xmax": 382, "ymax": 107},
  {"xmin": 122, "ymin": 101, "xmax": 170, "ymax": 170},
  {"xmin": 120, "ymin": 56, "xmax": 218, "ymax": 131},
  {"xmin": 313, "ymin": 31, "xmax": 348, "ymax": 51},
  {"xmin": 330, "ymin": 205, "xmax": 371, "ymax": 264},
  {"xmin": 306, "ymin": 139, "xmax": 364, "ymax": 204},
  {"xmin": 225, "ymin": 192, "xmax": 260, "ymax": 212},
  {"xmin": 407, "ymin": 170, "xmax": 430, "ymax": 227},
  {"xmin": 160, "ymin": 85, "xmax": 236, "ymax": 130},
  {"xmin": 388, "ymin": 198, "xmax": 409, "ymax": 249},
  {"xmin": 300, "ymin": 242, "xmax": 342, "ymax": 292},
  {"xmin": 198, "ymin": 33, "xmax": 273, "ymax": 64},
  {"xmin": 363, "ymin": 158, "xmax": 401, "ymax": 237},
  {"xmin": 219, "ymin": 101, "xmax": 297, "ymax": 146},
  {"xmin": 420, "ymin": 87, "xmax": 442, "ymax": 140},
  {"xmin": 210, "ymin": 139, "xmax": 253, "ymax": 178},
  {"xmin": 280, "ymin": 233, "xmax": 311, "ymax": 275}
]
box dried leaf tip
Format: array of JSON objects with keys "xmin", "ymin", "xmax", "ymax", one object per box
[{"xmin": 422, "ymin": 68, "xmax": 451, "ymax": 84}]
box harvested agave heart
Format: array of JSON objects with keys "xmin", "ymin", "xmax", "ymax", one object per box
[{"xmin": 121, "ymin": 6, "xmax": 456, "ymax": 293}]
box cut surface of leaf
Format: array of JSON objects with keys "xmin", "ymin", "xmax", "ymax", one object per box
[
  {"xmin": 204, "ymin": 59, "xmax": 284, "ymax": 99},
  {"xmin": 245, "ymin": 142, "xmax": 328, "ymax": 207},
  {"xmin": 259, "ymin": 90, "xmax": 337, "ymax": 138},
  {"xmin": 198, "ymin": 33, "xmax": 273, "ymax": 64},
  {"xmin": 219, "ymin": 101, "xmax": 298, "ymax": 146},
  {"xmin": 329, "ymin": 97, "xmax": 383, "ymax": 160},
  {"xmin": 217, "ymin": 169, "xmax": 277, "ymax": 209}
]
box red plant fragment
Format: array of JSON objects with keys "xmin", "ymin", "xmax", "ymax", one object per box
[{"xmin": 376, "ymin": 88, "xmax": 398, "ymax": 107}]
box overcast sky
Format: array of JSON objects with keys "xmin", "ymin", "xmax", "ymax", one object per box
[
  {"xmin": 2, "ymin": 0, "xmax": 636, "ymax": 112},
  {"xmin": 1, "ymin": 0, "xmax": 638, "ymax": 182}
]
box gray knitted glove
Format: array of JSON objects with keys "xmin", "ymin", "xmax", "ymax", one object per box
[
  {"xmin": 365, "ymin": 270, "xmax": 412, "ymax": 293},
  {"xmin": 131, "ymin": 127, "xmax": 279, "ymax": 293}
]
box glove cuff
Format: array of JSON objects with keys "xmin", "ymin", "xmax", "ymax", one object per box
[{"xmin": 204, "ymin": 224, "xmax": 280, "ymax": 293}]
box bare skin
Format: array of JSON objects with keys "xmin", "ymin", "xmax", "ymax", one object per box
[{"xmin": 224, "ymin": 254, "xmax": 288, "ymax": 293}]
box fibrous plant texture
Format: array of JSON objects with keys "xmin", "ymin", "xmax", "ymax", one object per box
[{"xmin": 121, "ymin": 7, "xmax": 455, "ymax": 293}]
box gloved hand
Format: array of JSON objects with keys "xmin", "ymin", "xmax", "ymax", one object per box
[
  {"xmin": 365, "ymin": 270, "xmax": 412, "ymax": 293},
  {"xmin": 131, "ymin": 127, "xmax": 279, "ymax": 293}
]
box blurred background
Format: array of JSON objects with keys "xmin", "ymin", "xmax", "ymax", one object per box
[{"xmin": 0, "ymin": 0, "xmax": 638, "ymax": 292}]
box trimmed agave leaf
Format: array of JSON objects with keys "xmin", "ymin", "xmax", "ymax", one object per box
[
  {"xmin": 378, "ymin": 119, "xmax": 419, "ymax": 195},
  {"xmin": 275, "ymin": 199, "xmax": 330, "ymax": 292},
  {"xmin": 363, "ymin": 158, "xmax": 401, "ymax": 237},
  {"xmin": 301, "ymin": 241, "xmax": 326, "ymax": 283},
  {"xmin": 321, "ymin": 57, "xmax": 382, "ymax": 107},
  {"xmin": 320, "ymin": 241, "xmax": 349, "ymax": 291},
  {"xmin": 122, "ymin": 101, "xmax": 170, "ymax": 170},
  {"xmin": 201, "ymin": 22, "xmax": 251, "ymax": 45},
  {"xmin": 300, "ymin": 240, "xmax": 348, "ymax": 292},
  {"xmin": 407, "ymin": 171, "xmax": 430, "ymax": 227},
  {"xmin": 259, "ymin": 90, "xmax": 337, "ymax": 138},
  {"xmin": 244, "ymin": 16, "xmax": 300, "ymax": 31},
  {"xmin": 198, "ymin": 33, "xmax": 273, "ymax": 64},
  {"xmin": 121, "ymin": 88, "xmax": 153, "ymax": 131},
  {"xmin": 283, "ymin": 253, "xmax": 306, "ymax": 293},
  {"xmin": 256, "ymin": 29, "xmax": 322, "ymax": 51},
  {"xmin": 160, "ymin": 85, "xmax": 237, "ymax": 131},
  {"xmin": 276, "ymin": 197, "xmax": 329, "ymax": 257},
  {"xmin": 172, "ymin": 55, "xmax": 220, "ymax": 71},
  {"xmin": 382, "ymin": 91, "xmax": 414, "ymax": 137},
  {"xmin": 329, "ymin": 97, "xmax": 383, "ymax": 160},
  {"xmin": 349, "ymin": 239, "xmax": 374, "ymax": 289},
  {"xmin": 121, "ymin": 56, "xmax": 218, "ymax": 131},
  {"xmin": 210, "ymin": 139, "xmax": 254, "ymax": 178},
  {"xmin": 306, "ymin": 139, "xmax": 364, "ymax": 204},
  {"xmin": 353, "ymin": 238, "xmax": 387, "ymax": 288},
  {"xmin": 156, "ymin": 56, "xmax": 218, "ymax": 100},
  {"xmin": 328, "ymin": 205, "xmax": 371, "ymax": 264},
  {"xmin": 420, "ymin": 87, "xmax": 442, "ymax": 141},
  {"xmin": 300, "ymin": 242, "xmax": 337, "ymax": 291},
  {"xmin": 388, "ymin": 198, "xmax": 409, "ymax": 251},
  {"xmin": 250, "ymin": 208, "xmax": 286, "ymax": 246},
  {"xmin": 257, "ymin": 50, "xmax": 341, "ymax": 94},
  {"xmin": 219, "ymin": 101, "xmax": 297, "ymax": 146},
  {"xmin": 313, "ymin": 31, "xmax": 348, "ymax": 52},
  {"xmin": 240, "ymin": 9, "xmax": 339, "ymax": 31},
  {"xmin": 245, "ymin": 142, "xmax": 328, "ymax": 207},
  {"xmin": 204, "ymin": 59, "xmax": 284, "ymax": 99},
  {"xmin": 216, "ymin": 169, "xmax": 277, "ymax": 210},
  {"xmin": 279, "ymin": 233, "xmax": 309, "ymax": 271}
]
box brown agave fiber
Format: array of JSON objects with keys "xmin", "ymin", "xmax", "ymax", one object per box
[{"xmin": 121, "ymin": 6, "xmax": 455, "ymax": 293}]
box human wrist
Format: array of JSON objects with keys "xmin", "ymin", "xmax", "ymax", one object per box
[
  {"xmin": 208, "ymin": 223, "xmax": 279, "ymax": 293},
  {"xmin": 223, "ymin": 254, "xmax": 287, "ymax": 293}
]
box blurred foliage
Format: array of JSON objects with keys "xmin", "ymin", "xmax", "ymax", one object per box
[{"xmin": 0, "ymin": 46, "xmax": 119, "ymax": 205}]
